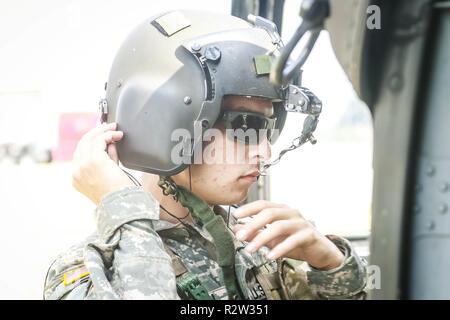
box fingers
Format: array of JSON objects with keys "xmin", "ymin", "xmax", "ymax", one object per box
[
  {"xmin": 83, "ymin": 122, "xmax": 117, "ymax": 140},
  {"xmin": 244, "ymin": 220, "xmax": 301, "ymax": 253},
  {"xmin": 74, "ymin": 123, "xmax": 121, "ymax": 163},
  {"xmin": 234, "ymin": 207, "xmax": 294, "ymax": 241},
  {"xmin": 265, "ymin": 235, "xmax": 285, "ymax": 249},
  {"xmin": 72, "ymin": 123, "xmax": 122, "ymax": 188},
  {"xmin": 232, "ymin": 201, "xmax": 343, "ymax": 266},
  {"xmin": 265, "ymin": 229, "xmax": 316, "ymax": 260},
  {"xmin": 233, "ymin": 200, "xmax": 287, "ymax": 219},
  {"xmin": 107, "ymin": 143, "xmax": 119, "ymax": 164},
  {"xmin": 91, "ymin": 130, "xmax": 123, "ymax": 154},
  {"xmin": 70, "ymin": 122, "xmax": 134, "ymax": 205},
  {"xmin": 230, "ymin": 203, "xmax": 316, "ymax": 262},
  {"xmin": 232, "ymin": 223, "xmax": 245, "ymax": 234}
]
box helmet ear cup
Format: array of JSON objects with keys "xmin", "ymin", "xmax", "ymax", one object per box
[{"xmin": 113, "ymin": 59, "xmax": 206, "ymax": 176}]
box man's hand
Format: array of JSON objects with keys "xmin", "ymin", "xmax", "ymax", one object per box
[
  {"xmin": 232, "ymin": 200, "xmax": 344, "ymax": 270},
  {"xmin": 72, "ymin": 122, "xmax": 134, "ymax": 205}
]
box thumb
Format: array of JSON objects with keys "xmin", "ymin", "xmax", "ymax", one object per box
[{"xmin": 107, "ymin": 143, "xmax": 119, "ymax": 164}]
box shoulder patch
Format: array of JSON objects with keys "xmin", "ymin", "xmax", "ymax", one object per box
[{"xmin": 63, "ymin": 266, "xmax": 90, "ymax": 286}]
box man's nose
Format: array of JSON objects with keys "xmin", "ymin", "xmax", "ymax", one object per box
[{"xmin": 248, "ymin": 135, "xmax": 271, "ymax": 163}]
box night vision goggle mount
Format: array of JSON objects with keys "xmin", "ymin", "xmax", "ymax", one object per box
[{"xmin": 249, "ymin": 0, "xmax": 329, "ymax": 175}]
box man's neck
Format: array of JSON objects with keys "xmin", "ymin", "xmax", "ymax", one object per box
[{"xmin": 142, "ymin": 174, "xmax": 194, "ymax": 224}]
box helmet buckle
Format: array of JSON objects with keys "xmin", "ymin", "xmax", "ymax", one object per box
[{"xmin": 98, "ymin": 99, "xmax": 108, "ymax": 123}]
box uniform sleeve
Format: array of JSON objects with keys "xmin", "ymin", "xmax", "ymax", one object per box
[
  {"xmin": 279, "ymin": 235, "xmax": 367, "ymax": 300},
  {"xmin": 44, "ymin": 186, "xmax": 179, "ymax": 300}
]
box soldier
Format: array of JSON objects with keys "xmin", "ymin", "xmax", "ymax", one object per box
[{"xmin": 44, "ymin": 10, "xmax": 367, "ymax": 300}]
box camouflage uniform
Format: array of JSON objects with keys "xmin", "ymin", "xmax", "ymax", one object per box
[{"xmin": 44, "ymin": 186, "xmax": 367, "ymax": 300}]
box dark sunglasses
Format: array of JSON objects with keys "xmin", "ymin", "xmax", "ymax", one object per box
[{"xmin": 219, "ymin": 110, "xmax": 278, "ymax": 144}]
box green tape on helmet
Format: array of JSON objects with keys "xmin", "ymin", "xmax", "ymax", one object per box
[{"xmin": 254, "ymin": 55, "xmax": 273, "ymax": 75}]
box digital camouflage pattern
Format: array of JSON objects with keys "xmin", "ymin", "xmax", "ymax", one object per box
[{"xmin": 43, "ymin": 186, "xmax": 367, "ymax": 300}]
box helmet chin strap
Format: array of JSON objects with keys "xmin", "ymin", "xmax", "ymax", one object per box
[
  {"xmin": 258, "ymin": 114, "xmax": 319, "ymax": 176},
  {"xmin": 258, "ymin": 85, "xmax": 323, "ymax": 176},
  {"xmin": 158, "ymin": 175, "xmax": 243, "ymax": 300}
]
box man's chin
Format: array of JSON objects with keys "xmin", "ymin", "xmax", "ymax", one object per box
[
  {"xmin": 213, "ymin": 187, "xmax": 249, "ymax": 206},
  {"xmin": 231, "ymin": 182, "xmax": 253, "ymax": 203}
]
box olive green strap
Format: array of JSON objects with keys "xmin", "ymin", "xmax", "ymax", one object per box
[{"xmin": 158, "ymin": 176, "xmax": 242, "ymax": 300}]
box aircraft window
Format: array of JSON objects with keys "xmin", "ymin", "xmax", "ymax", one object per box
[{"xmin": 268, "ymin": 0, "xmax": 373, "ymax": 238}]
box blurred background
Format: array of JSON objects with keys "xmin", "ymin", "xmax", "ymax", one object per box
[{"xmin": 0, "ymin": 0, "xmax": 372, "ymax": 299}]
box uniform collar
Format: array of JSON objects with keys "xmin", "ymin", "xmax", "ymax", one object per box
[{"xmin": 154, "ymin": 205, "xmax": 237, "ymax": 240}]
